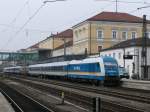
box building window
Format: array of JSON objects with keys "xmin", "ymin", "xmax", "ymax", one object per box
[
  {"xmin": 122, "ymin": 31, "xmax": 127, "ymax": 40},
  {"xmin": 127, "ymin": 51, "xmax": 130, "ymax": 55},
  {"xmin": 112, "ymin": 30, "xmax": 117, "ymax": 39},
  {"xmin": 79, "ymin": 29, "xmax": 82, "ymax": 34},
  {"xmin": 131, "ymin": 32, "xmax": 136, "ymax": 39},
  {"xmin": 118, "ymin": 52, "xmax": 121, "ymax": 59},
  {"xmin": 83, "ymin": 27, "xmax": 86, "ymax": 33},
  {"xmin": 113, "ymin": 53, "xmax": 116, "ymax": 58},
  {"xmin": 97, "ymin": 30, "xmax": 103, "ymax": 39},
  {"xmin": 98, "ymin": 46, "xmax": 102, "ymax": 52},
  {"xmin": 127, "ymin": 65, "xmax": 130, "ymax": 72},
  {"xmin": 75, "ymin": 31, "xmax": 78, "ymax": 38}
]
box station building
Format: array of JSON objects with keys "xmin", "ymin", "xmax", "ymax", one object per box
[
  {"xmin": 23, "ymin": 11, "xmax": 150, "ymax": 58},
  {"xmin": 53, "ymin": 40, "xmax": 73, "ymax": 57},
  {"xmin": 24, "ymin": 29, "xmax": 73, "ymax": 59},
  {"xmin": 72, "ymin": 11, "xmax": 150, "ymax": 55},
  {"xmin": 20, "ymin": 12, "xmax": 150, "ymax": 71},
  {"xmin": 100, "ymin": 38, "xmax": 150, "ymax": 80}
]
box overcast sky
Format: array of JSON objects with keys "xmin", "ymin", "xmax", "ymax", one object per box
[{"xmin": 0, "ymin": 0, "xmax": 150, "ymax": 51}]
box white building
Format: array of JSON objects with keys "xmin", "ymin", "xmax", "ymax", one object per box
[{"xmin": 100, "ymin": 38, "xmax": 150, "ymax": 80}]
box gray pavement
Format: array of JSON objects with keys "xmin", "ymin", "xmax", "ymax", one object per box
[
  {"xmin": 0, "ymin": 92, "xmax": 15, "ymax": 112},
  {"xmin": 122, "ymin": 79, "xmax": 150, "ymax": 90}
]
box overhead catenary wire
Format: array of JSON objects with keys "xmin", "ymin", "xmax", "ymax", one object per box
[
  {"xmin": 1, "ymin": 0, "xmax": 150, "ymax": 51},
  {"xmin": 1, "ymin": 0, "xmax": 68, "ymax": 50},
  {"xmin": 14, "ymin": 4, "xmax": 45, "ymax": 37},
  {"xmin": 0, "ymin": 23, "xmax": 58, "ymax": 33},
  {"xmin": 0, "ymin": 0, "xmax": 30, "ymax": 32},
  {"xmin": 11, "ymin": 0, "xmax": 30, "ymax": 24},
  {"xmin": 2, "ymin": 3, "xmax": 46, "ymax": 49}
]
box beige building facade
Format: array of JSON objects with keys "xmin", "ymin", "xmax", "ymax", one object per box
[
  {"xmin": 72, "ymin": 12, "xmax": 150, "ymax": 55},
  {"xmin": 39, "ymin": 29, "xmax": 73, "ymax": 50}
]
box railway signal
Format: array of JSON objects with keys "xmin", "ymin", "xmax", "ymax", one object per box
[{"xmin": 123, "ymin": 55, "xmax": 133, "ymax": 60}]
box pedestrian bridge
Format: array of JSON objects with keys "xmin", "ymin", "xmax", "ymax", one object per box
[{"xmin": 0, "ymin": 52, "xmax": 38, "ymax": 61}]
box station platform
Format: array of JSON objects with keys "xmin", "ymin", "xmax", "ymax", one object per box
[
  {"xmin": 121, "ymin": 79, "xmax": 150, "ymax": 91},
  {"xmin": 0, "ymin": 92, "xmax": 15, "ymax": 112}
]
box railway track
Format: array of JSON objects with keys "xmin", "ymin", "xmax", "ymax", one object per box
[
  {"xmin": 0, "ymin": 81, "xmax": 54, "ymax": 112},
  {"xmin": 11, "ymin": 75, "xmax": 150, "ymax": 104},
  {"xmin": 46, "ymin": 79, "xmax": 150, "ymax": 104},
  {"xmin": 3, "ymin": 75, "xmax": 146, "ymax": 112}
]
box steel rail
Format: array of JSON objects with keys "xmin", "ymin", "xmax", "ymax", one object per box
[
  {"xmin": 0, "ymin": 81, "xmax": 55, "ymax": 112},
  {"xmin": 14, "ymin": 75, "xmax": 150, "ymax": 104},
  {"xmin": 0, "ymin": 88, "xmax": 24, "ymax": 112},
  {"xmin": 6, "ymin": 75, "xmax": 145, "ymax": 112}
]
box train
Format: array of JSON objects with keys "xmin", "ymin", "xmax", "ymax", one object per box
[{"xmin": 3, "ymin": 56, "xmax": 120, "ymax": 85}]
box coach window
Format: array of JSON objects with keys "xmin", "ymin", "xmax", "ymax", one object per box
[
  {"xmin": 46, "ymin": 67, "xmax": 49, "ymax": 71},
  {"xmin": 52, "ymin": 67, "xmax": 55, "ymax": 71},
  {"xmin": 148, "ymin": 32, "xmax": 150, "ymax": 38},
  {"xmin": 113, "ymin": 53, "xmax": 116, "ymax": 58},
  {"xmin": 118, "ymin": 53, "xmax": 121, "ymax": 59}
]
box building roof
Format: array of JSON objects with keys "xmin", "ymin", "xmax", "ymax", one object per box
[
  {"xmin": 87, "ymin": 11, "xmax": 150, "ymax": 23},
  {"xmin": 54, "ymin": 40, "xmax": 73, "ymax": 50},
  {"xmin": 102, "ymin": 38, "xmax": 150, "ymax": 51},
  {"xmin": 73, "ymin": 12, "xmax": 150, "ymax": 28},
  {"xmin": 27, "ymin": 43, "xmax": 39, "ymax": 49},
  {"xmin": 54, "ymin": 29, "xmax": 73, "ymax": 38},
  {"xmin": 26, "ymin": 29, "xmax": 73, "ymax": 49}
]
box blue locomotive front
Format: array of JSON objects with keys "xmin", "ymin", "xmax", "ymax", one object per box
[
  {"xmin": 102, "ymin": 57, "xmax": 119, "ymax": 83},
  {"xmin": 67, "ymin": 57, "xmax": 119, "ymax": 83}
]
